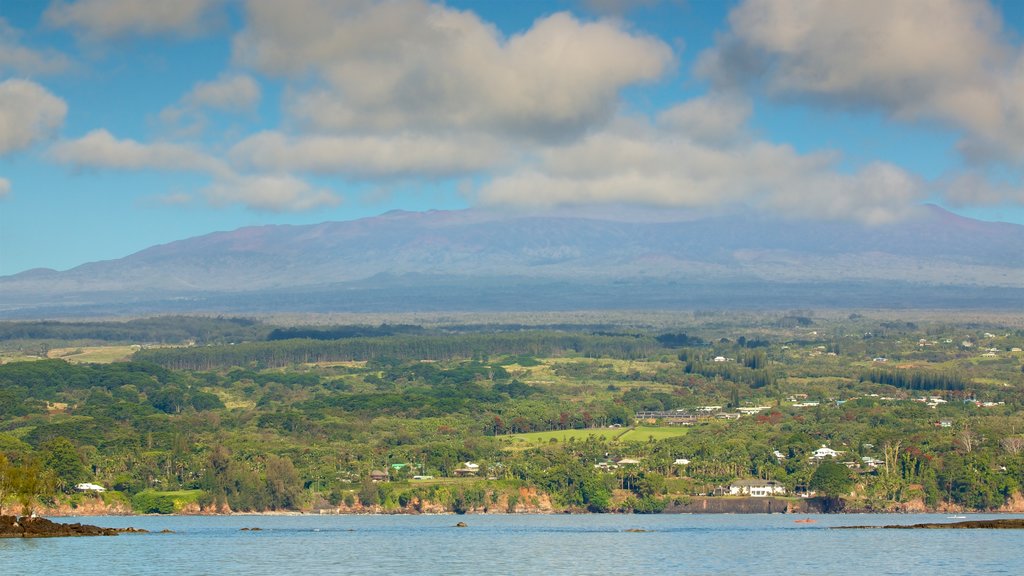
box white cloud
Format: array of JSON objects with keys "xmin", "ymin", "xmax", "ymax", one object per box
[
  {"xmin": 229, "ymin": 131, "xmax": 507, "ymax": 178},
  {"xmin": 0, "ymin": 79, "xmax": 67, "ymax": 155},
  {"xmin": 0, "ymin": 18, "xmax": 70, "ymax": 75},
  {"xmin": 49, "ymin": 129, "xmax": 340, "ymax": 212},
  {"xmin": 203, "ymin": 173, "xmax": 340, "ymax": 212},
  {"xmin": 0, "ymin": 177, "xmax": 10, "ymax": 198},
  {"xmin": 44, "ymin": 0, "xmax": 221, "ymax": 39},
  {"xmin": 696, "ymin": 0, "xmax": 1024, "ymax": 165},
  {"xmin": 234, "ymin": 0, "xmax": 673, "ymax": 140},
  {"xmin": 657, "ymin": 94, "xmax": 751, "ymax": 145},
  {"xmin": 943, "ymin": 172, "xmax": 1024, "ymax": 207},
  {"xmin": 477, "ymin": 114, "xmax": 923, "ymax": 225},
  {"xmin": 184, "ymin": 74, "xmax": 261, "ymax": 111},
  {"xmin": 158, "ymin": 74, "xmax": 261, "ymax": 136},
  {"xmin": 50, "ymin": 129, "xmax": 228, "ymax": 175}
]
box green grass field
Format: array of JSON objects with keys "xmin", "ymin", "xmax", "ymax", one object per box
[
  {"xmin": 504, "ymin": 425, "xmax": 688, "ymax": 446},
  {"xmin": 48, "ymin": 345, "xmax": 139, "ymax": 363}
]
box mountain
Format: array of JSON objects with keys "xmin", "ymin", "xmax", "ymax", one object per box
[{"xmin": 3, "ymin": 206, "xmax": 1023, "ymax": 317}]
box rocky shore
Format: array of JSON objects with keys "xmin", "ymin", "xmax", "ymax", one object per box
[
  {"xmin": 0, "ymin": 515, "xmax": 148, "ymax": 538},
  {"xmin": 882, "ymin": 519, "xmax": 1024, "ymax": 529}
]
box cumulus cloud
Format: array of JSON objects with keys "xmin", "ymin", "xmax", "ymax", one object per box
[
  {"xmin": 696, "ymin": 0, "xmax": 1024, "ymax": 165},
  {"xmin": 0, "ymin": 177, "xmax": 10, "ymax": 198},
  {"xmin": 234, "ymin": 0, "xmax": 673, "ymax": 140},
  {"xmin": 477, "ymin": 114, "xmax": 923, "ymax": 225},
  {"xmin": 49, "ymin": 129, "xmax": 339, "ymax": 212},
  {"xmin": 44, "ymin": 0, "xmax": 221, "ymax": 39},
  {"xmin": 229, "ymin": 131, "xmax": 507, "ymax": 178},
  {"xmin": 203, "ymin": 173, "xmax": 340, "ymax": 212},
  {"xmin": 0, "ymin": 79, "xmax": 67, "ymax": 155},
  {"xmin": 159, "ymin": 74, "xmax": 261, "ymax": 136},
  {"xmin": 184, "ymin": 74, "xmax": 260, "ymax": 111},
  {"xmin": 0, "ymin": 18, "xmax": 70, "ymax": 75},
  {"xmin": 50, "ymin": 129, "xmax": 228, "ymax": 174},
  {"xmin": 657, "ymin": 94, "xmax": 752, "ymax": 145},
  {"xmin": 943, "ymin": 172, "xmax": 1024, "ymax": 207}
]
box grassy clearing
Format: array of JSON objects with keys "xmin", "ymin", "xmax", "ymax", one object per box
[
  {"xmin": 619, "ymin": 426, "xmax": 690, "ymax": 441},
  {"xmin": 47, "ymin": 345, "xmax": 139, "ymax": 363},
  {"xmin": 504, "ymin": 425, "xmax": 688, "ymax": 446}
]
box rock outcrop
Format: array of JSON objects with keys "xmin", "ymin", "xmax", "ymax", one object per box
[{"xmin": 0, "ymin": 515, "xmax": 119, "ymax": 538}]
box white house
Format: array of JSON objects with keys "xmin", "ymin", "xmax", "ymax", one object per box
[
  {"xmin": 674, "ymin": 458, "xmax": 691, "ymax": 466},
  {"xmin": 811, "ymin": 445, "xmax": 841, "ymax": 461},
  {"xmin": 75, "ymin": 482, "xmax": 106, "ymax": 492},
  {"xmin": 728, "ymin": 479, "xmax": 786, "ymax": 497}
]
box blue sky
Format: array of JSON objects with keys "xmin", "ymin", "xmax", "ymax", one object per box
[{"xmin": 1, "ymin": 0, "xmax": 1022, "ymax": 275}]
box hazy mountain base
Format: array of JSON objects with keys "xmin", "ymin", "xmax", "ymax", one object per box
[{"xmin": 4, "ymin": 276, "xmax": 1024, "ymax": 319}]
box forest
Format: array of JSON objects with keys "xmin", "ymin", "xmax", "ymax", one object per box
[{"xmin": 1, "ymin": 311, "xmax": 1023, "ymax": 515}]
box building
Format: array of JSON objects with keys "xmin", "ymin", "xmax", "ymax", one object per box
[
  {"xmin": 453, "ymin": 461, "xmax": 480, "ymax": 477},
  {"xmin": 811, "ymin": 445, "xmax": 841, "ymax": 460},
  {"xmin": 369, "ymin": 470, "xmax": 389, "ymax": 482},
  {"xmin": 75, "ymin": 482, "xmax": 106, "ymax": 492},
  {"xmin": 728, "ymin": 479, "xmax": 786, "ymax": 497}
]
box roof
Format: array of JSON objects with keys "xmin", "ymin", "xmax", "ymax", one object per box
[{"xmin": 730, "ymin": 479, "xmax": 780, "ymax": 487}]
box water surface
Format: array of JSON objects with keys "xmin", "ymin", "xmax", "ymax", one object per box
[{"xmin": 2, "ymin": 514, "xmax": 1020, "ymax": 575}]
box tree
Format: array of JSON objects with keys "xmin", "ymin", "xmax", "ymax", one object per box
[
  {"xmin": 42, "ymin": 437, "xmax": 87, "ymax": 492},
  {"xmin": 0, "ymin": 454, "xmax": 11, "ymax": 515},
  {"xmin": 10, "ymin": 458, "xmax": 55, "ymax": 516},
  {"xmin": 1001, "ymin": 436, "xmax": 1024, "ymax": 456},
  {"xmin": 810, "ymin": 460, "xmax": 853, "ymax": 497},
  {"xmin": 265, "ymin": 455, "xmax": 302, "ymax": 510}
]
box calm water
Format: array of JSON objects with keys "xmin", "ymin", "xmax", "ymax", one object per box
[{"xmin": 2, "ymin": 513, "xmax": 1022, "ymax": 575}]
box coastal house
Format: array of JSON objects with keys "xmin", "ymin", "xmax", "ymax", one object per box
[
  {"xmin": 369, "ymin": 470, "xmax": 388, "ymax": 482},
  {"xmin": 453, "ymin": 461, "xmax": 480, "ymax": 477},
  {"xmin": 75, "ymin": 482, "xmax": 106, "ymax": 492},
  {"xmin": 811, "ymin": 445, "xmax": 840, "ymax": 460},
  {"xmin": 728, "ymin": 479, "xmax": 786, "ymax": 497}
]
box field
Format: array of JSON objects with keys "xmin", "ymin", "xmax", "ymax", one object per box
[
  {"xmin": 47, "ymin": 345, "xmax": 140, "ymax": 363},
  {"xmin": 504, "ymin": 425, "xmax": 688, "ymax": 446}
]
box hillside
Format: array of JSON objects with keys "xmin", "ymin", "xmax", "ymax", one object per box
[{"xmin": 2, "ymin": 206, "xmax": 1023, "ymax": 317}]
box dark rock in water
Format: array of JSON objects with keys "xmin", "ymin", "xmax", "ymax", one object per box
[
  {"xmin": 624, "ymin": 529, "xmax": 652, "ymax": 533},
  {"xmin": 454, "ymin": 522, "xmax": 467, "ymax": 528},
  {"xmin": 159, "ymin": 529, "xmax": 174, "ymax": 534},
  {"xmin": 116, "ymin": 527, "xmax": 150, "ymax": 533},
  {"xmin": 838, "ymin": 519, "xmax": 1024, "ymax": 530},
  {"xmin": 885, "ymin": 519, "xmax": 1024, "ymax": 529},
  {"xmin": 0, "ymin": 515, "xmax": 119, "ymax": 538}
]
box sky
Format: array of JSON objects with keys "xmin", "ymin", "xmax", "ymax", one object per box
[{"xmin": 0, "ymin": 0, "xmax": 1022, "ymax": 276}]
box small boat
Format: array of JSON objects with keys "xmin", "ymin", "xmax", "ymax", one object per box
[
  {"xmin": 794, "ymin": 518, "xmax": 817, "ymax": 524},
  {"xmin": 946, "ymin": 515, "xmax": 966, "ymax": 519}
]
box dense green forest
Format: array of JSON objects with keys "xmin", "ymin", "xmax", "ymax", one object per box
[{"xmin": 1, "ymin": 313, "xmax": 1023, "ymax": 515}]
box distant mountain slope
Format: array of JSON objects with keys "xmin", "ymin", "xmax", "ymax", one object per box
[{"xmin": 3, "ymin": 206, "xmax": 1023, "ymax": 317}]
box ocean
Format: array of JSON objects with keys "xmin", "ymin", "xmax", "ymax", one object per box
[{"xmin": 2, "ymin": 513, "xmax": 1022, "ymax": 575}]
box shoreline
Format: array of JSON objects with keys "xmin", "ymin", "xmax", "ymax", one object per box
[{"xmin": 44, "ymin": 509, "xmax": 1024, "ymax": 518}]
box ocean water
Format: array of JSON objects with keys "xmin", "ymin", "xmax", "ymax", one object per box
[{"xmin": 2, "ymin": 513, "xmax": 1022, "ymax": 575}]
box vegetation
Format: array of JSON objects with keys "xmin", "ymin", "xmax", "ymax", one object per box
[{"xmin": 0, "ymin": 313, "xmax": 1023, "ymax": 514}]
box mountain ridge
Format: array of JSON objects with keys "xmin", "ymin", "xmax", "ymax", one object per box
[{"xmin": 3, "ymin": 206, "xmax": 1023, "ymax": 317}]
